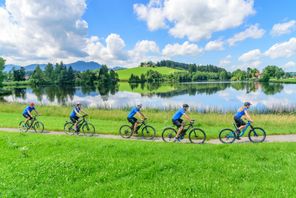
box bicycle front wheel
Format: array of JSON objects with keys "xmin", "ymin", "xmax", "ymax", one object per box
[
  {"xmin": 64, "ymin": 122, "xmax": 75, "ymax": 135},
  {"xmin": 141, "ymin": 125, "xmax": 156, "ymax": 140},
  {"xmin": 162, "ymin": 127, "xmax": 177, "ymax": 143},
  {"xmin": 248, "ymin": 127, "xmax": 266, "ymax": 143},
  {"xmin": 82, "ymin": 123, "xmax": 96, "ymax": 136},
  {"xmin": 33, "ymin": 121, "xmax": 44, "ymax": 133},
  {"xmin": 189, "ymin": 128, "xmax": 206, "ymax": 144},
  {"xmin": 19, "ymin": 121, "xmax": 29, "ymax": 132},
  {"xmin": 219, "ymin": 128, "xmax": 236, "ymax": 144},
  {"xmin": 119, "ymin": 125, "xmax": 133, "ymax": 138}
]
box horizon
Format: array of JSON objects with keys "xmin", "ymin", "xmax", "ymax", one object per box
[{"xmin": 0, "ymin": 0, "xmax": 296, "ymax": 72}]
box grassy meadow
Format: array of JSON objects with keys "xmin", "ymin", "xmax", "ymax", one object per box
[
  {"xmin": 116, "ymin": 66, "xmax": 184, "ymax": 81},
  {"xmin": 0, "ymin": 103, "xmax": 296, "ymax": 139},
  {"xmin": 0, "ymin": 132, "xmax": 296, "ymax": 197}
]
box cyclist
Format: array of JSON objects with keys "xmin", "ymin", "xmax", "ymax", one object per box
[
  {"xmin": 22, "ymin": 102, "xmax": 39, "ymax": 124},
  {"xmin": 127, "ymin": 104, "xmax": 146, "ymax": 134},
  {"xmin": 172, "ymin": 104, "xmax": 193, "ymax": 142},
  {"xmin": 70, "ymin": 102, "xmax": 87, "ymax": 132},
  {"xmin": 234, "ymin": 102, "xmax": 253, "ymax": 139}
]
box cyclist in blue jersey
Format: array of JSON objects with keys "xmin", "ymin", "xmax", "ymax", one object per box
[
  {"xmin": 22, "ymin": 102, "xmax": 39, "ymax": 124},
  {"xmin": 127, "ymin": 104, "xmax": 146, "ymax": 134},
  {"xmin": 234, "ymin": 102, "xmax": 253, "ymax": 139},
  {"xmin": 70, "ymin": 102, "xmax": 87, "ymax": 132},
  {"xmin": 172, "ymin": 104, "xmax": 193, "ymax": 142}
]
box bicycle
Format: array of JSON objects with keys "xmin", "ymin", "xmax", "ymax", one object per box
[
  {"xmin": 119, "ymin": 118, "xmax": 156, "ymax": 139},
  {"xmin": 64, "ymin": 115, "xmax": 95, "ymax": 136},
  {"xmin": 162, "ymin": 120, "xmax": 206, "ymax": 144},
  {"xmin": 219, "ymin": 121, "xmax": 266, "ymax": 144},
  {"xmin": 19, "ymin": 115, "xmax": 44, "ymax": 133}
]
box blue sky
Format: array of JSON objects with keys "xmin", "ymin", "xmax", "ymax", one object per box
[{"xmin": 0, "ymin": 0, "xmax": 296, "ymax": 71}]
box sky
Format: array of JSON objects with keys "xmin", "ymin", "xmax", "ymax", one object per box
[{"xmin": 0, "ymin": 0, "xmax": 296, "ymax": 71}]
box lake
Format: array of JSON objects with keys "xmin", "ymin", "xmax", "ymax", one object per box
[{"xmin": 2, "ymin": 82, "xmax": 296, "ymax": 112}]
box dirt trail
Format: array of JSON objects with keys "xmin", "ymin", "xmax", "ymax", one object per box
[{"xmin": 1, "ymin": 128, "xmax": 296, "ymax": 144}]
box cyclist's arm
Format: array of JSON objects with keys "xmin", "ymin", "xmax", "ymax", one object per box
[
  {"xmin": 74, "ymin": 109, "xmax": 82, "ymax": 117},
  {"xmin": 244, "ymin": 110, "xmax": 253, "ymax": 122},
  {"xmin": 183, "ymin": 113, "xmax": 192, "ymax": 122},
  {"xmin": 80, "ymin": 109, "xmax": 87, "ymax": 115},
  {"xmin": 137, "ymin": 112, "xmax": 146, "ymax": 119},
  {"xmin": 34, "ymin": 109, "xmax": 39, "ymax": 115}
]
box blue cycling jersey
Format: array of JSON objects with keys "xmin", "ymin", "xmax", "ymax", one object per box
[
  {"xmin": 172, "ymin": 108, "xmax": 185, "ymax": 121},
  {"xmin": 127, "ymin": 107, "xmax": 140, "ymax": 118},
  {"xmin": 234, "ymin": 107, "xmax": 248, "ymax": 119},
  {"xmin": 23, "ymin": 106, "xmax": 35, "ymax": 115},
  {"xmin": 70, "ymin": 107, "xmax": 81, "ymax": 118}
]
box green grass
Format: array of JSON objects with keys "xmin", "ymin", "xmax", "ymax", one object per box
[
  {"xmin": 0, "ymin": 103, "xmax": 296, "ymax": 139},
  {"xmin": 3, "ymin": 80, "xmax": 32, "ymax": 86},
  {"xmin": 116, "ymin": 66, "xmax": 184, "ymax": 81},
  {"xmin": 0, "ymin": 132, "xmax": 296, "ymax": 197},
  {"xmin": 270, "ymin": 78, "xmax": 296, "ymax": 83}
]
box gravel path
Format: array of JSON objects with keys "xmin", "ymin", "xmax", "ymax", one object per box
[{"xmin": 1, "ymin": 128, "xmax": 296, "ymax": 144}]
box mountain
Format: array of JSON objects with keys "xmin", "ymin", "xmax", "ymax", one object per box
[{"xmin": 4, "ymin": 61, "xmax": 102, "ymax": 72}]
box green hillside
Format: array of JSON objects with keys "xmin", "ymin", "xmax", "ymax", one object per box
[{"xmin": 116, "ymin": 66, "xmax": 184, "ymax": 81}]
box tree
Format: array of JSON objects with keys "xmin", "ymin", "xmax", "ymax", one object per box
[
  {"xmin": 30, "ymin": 65, "xmax": 46, "ymax": 85},
  {"xmin": 44, "ymin": 63, "xmax": 54, "ymax": 82},
  {"xmin": 231, "ymin": 69, "xmax": 247, "ymax": 81},
  {"xmin": 0, "ymin": 57, "xmax": 5, "ymax": 87},
  {"xmin": 13, "ymin": 67, "xmax": 26, "ymax": 81}
]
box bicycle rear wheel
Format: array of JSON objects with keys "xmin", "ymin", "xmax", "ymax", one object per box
[
  {"xmin": 82, "ymin": 123, "xmax": 96, "ymax": 136},
  {"xmin": 189, "ymin": 128, "xmax": 206, "ymax": 144},
  {"xmin": 64, "ymin": 122, "xmax": 75, "ymax": 135},
  {"xmin": 219, "ymin": 128, "xmax": 236, "ymax": 144},
  {"xmin": 19, "ymin": 121, "xmax": 29, "ymax": 132},
  {"xmin": 119, "ymin": 125, "xmax": 133, "ymax": 138},
  {"xmin": 33, "ymin": 121, "xmax": 44, "ymax": 133},
  {"xmin": 248, "ymin": 127, "xmax": 266, "ymax": 143},
  {"xmin": 141, "ymin": 125, "xmax": 156, "ymax": 140},
  {"xmin": 162, "ymin": 127, "xmax": 177, "ymax": 142}
]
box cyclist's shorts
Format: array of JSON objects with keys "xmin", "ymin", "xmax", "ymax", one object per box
[
  {"xmin": 172, "ymin": 118, "xmax": 183, "ymax": 128},
  {"xmin": 234, "ymin": 117, "xmax": 246, "ymax": 127},
  {"xmin": 127, "ymin": 117, "xmax": 137, "ymax": 125},
  {"xmin": 23, "ymin": 113, "xmax": 32, "ymax": 120},
  {"xmin": 70, "ymin": 116, "xmax": 79, "ymax": 123}
]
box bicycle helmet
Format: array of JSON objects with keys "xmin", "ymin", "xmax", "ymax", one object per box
[
  {"xmin": 30, "ymin": 102, "xmax": 35, "ymax": 106},
  {"xmin": 137, "ymin": 104, "xmax": 143, "ymax": 108},
  {"xmin": 183, "ymin": 104, "xmax": 189, "ymax": 108},
  {"xmin": 76, "ymin": 102, "xmax": 81, "ymax": 106},
  {"xmin": 244, "ymin": 102, "xmax": 252, "ymax": 106}
]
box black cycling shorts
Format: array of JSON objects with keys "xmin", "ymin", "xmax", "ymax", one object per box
[
  {"xmin": 23, "ymin": 114, "xmax": 32, "ymax": 120},
  {"xmin": 70, "ymin": 116, "xmax": 79, "ymax": 123},
  {"xmin": 234, "ymin": 117, "xmax": 246, "ymax": 128},
  {"xmin": 172, "ymin": 118, "xmax": 183, "ymax": 128},
  {"xmin": 127, "ymin": 117, "xmax": 137, "ymax": 125}
]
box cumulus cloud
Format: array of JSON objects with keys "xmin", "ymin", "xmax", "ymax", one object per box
[
  {"xmin": 0, "ymin": 0, "xmax": 88, "ymax": 64},
  {"xmin": 162, "ymin": 41, "xmax": 202, "ymax": 57},
  {"xmin": 238, "ymin": 49, "xmax": 262, "ymax": 62},
  {"xmin": 264, "ymin": 37, "xmax": 296, "ymax": 59},
  {"xmin": 219, "ymin": 55, "xmax": 232, "ymax": 66},
  {"xmin": 271, "ymin": 20, "xmax": 296, "ymax": 36},
  {"xmin": 134, "ymin": 0, "xmax": 255, "ymax": 41},
  {"xmin": 283, "ymin": 61, "xmax": 296, "ymax": 71},
  {"xmin": 227, "ymin": 24, "xmax": 265, "ymax": 46},
  {"xmin": 205, "ymin": 40, "xmax": 224, "ymax": 51}
]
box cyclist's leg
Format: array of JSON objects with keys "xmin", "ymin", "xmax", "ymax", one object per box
[
  {"xmin": 71, "ymin": 116, "xmax": 79, "ymax": 131},
  {"xmin": 129, "ymin": 117, "xmax": 138, "ymax": 133},
  {"xmin": 174, "ymin": 119, "xmax": 184, "ymax": 138},
  {"xmin": 23, "ymin": 114, "xmax": 32, "ymax": 125},
  {"xmin": 234, "ymin": 118, "xmax": 246, "ymax": 138}
]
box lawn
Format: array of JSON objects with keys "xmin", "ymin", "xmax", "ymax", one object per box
[
  {"xmin": 116, "ymin": 66, "xmax": 184, "ymax": 81},
  {"xmin": 0, "ymin": 103, "xmax": 296, "ymax": 139},
  {"xmin": 270, "ymin": 78, "xmax": 296, "ymax": 84},
  {"xmin": 0, "ymin": 132, "xmax": 296, "ymax": 197}
]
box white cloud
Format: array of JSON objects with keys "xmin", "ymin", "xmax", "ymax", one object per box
[
  {"xmin": 227, "ymin": 24, "xmax": 265, "ymax": 46},
  {"xmin": 0, "ymin": 0, "xmax": 88, "ymax": 64},
  {"xmin": 265, "ymin": 37, "xmax": 296, "ymax": 59},
  {"xmin": 134, "ymin": 0, "xmax": 255, "ymax": 41},
  {"xmin": 283, "ymin": 61, "xmax": 296, "ymax": 71},
  {"xmin": 219, "ymin": 55, "xmax": 232, "ymax": 66},
  {"xmin": 133, "ymin": 40, "xmax": 160, "ymax": 54},
  {"xmin": 238, "ymin": 49, "xmax": 262, "ymax": 62},
  {"xmin": 162, "ymin": 41, "xmax": 202, "ymax": 57},
  {"xmin": 271, "ymin": 20, "xmax": 296, "ymax": 36},
  {"xmin": 205, "ymin": 40, "xmax": 224, "ymax": 51}
]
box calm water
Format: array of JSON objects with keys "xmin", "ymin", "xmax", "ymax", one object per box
[{"xmin": 3, "ymin": 82, "xmax": 296, "ymax": 112}]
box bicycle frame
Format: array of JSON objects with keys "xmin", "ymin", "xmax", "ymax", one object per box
[
  {"xmin": 26, "ymin": 116, "xmax": 38, "ymax": 129},
  {"xmin": 228, "ymin": 121, "xmax": 252, "ymax": 138}
]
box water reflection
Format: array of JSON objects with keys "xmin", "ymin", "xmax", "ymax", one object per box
[{"xmin": 2, "ymin": 82, "xmax": 292, "ymax": 112}]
